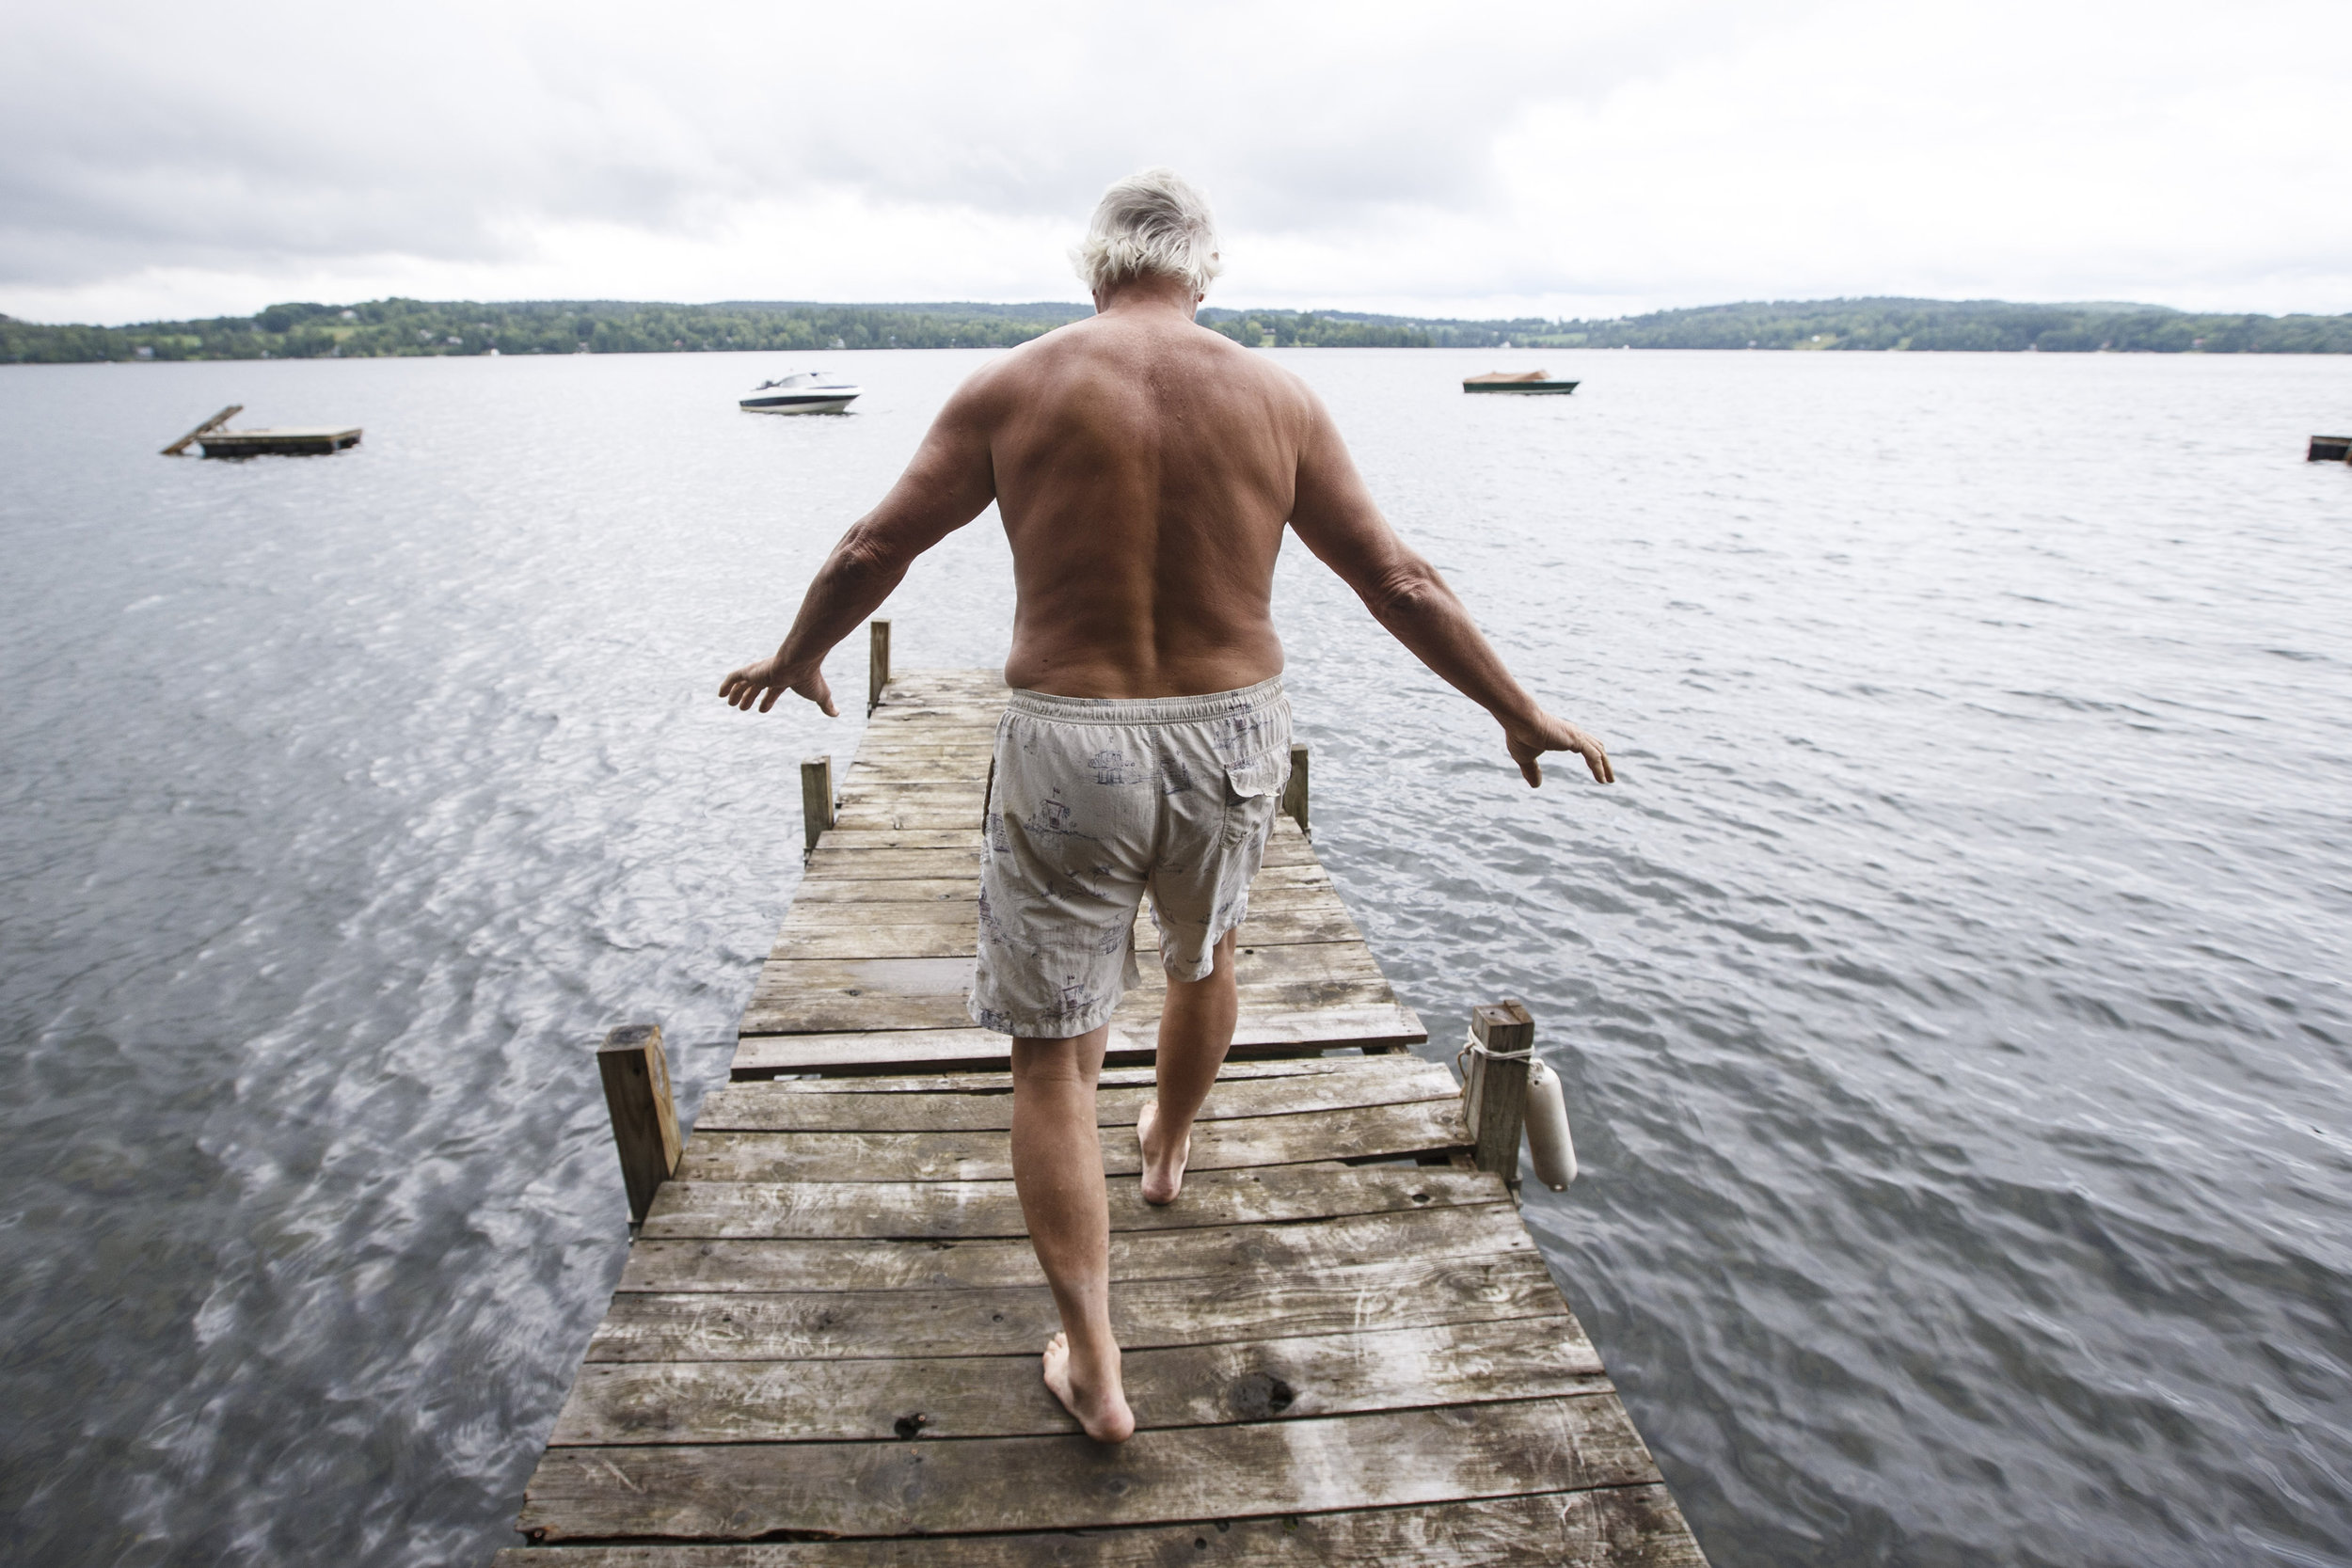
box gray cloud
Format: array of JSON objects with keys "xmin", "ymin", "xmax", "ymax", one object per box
[
  {"xmin": 0, "ymin": 1, "xmax": 1719, "ymax": 276},
  {"xmin": 5, "ymin": 0, "xmax": 2347, "ymax": 320}
]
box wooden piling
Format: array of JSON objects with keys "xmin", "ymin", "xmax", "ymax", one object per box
[
  {"xmin": 1463, "ymin": 999, "xmax": 1535, "ymax": 1195},
  {"xmin": 596, "ymin": 1024, "xmax": 679, "ymax": 1226},
  {"xmin": 160, "ymin": 404, "xmax": 241, "ymax": 456},
  {"xmin": 868, "ymin": 619, "xmax": 892, "ymax": 712},
  {"xmin": 800, "ymin": 755, "xmax": 835, "ymax": 855},
  {"xmin": 1282, "ymin": 740, "xmax": 1311, "ymax": 837}
]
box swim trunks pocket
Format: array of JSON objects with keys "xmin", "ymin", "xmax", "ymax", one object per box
[{"xmin": 1220, "ymin": 753, "xmax": 1290, "ymax": 847}]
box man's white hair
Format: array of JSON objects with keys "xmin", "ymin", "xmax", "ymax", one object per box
[{"xmin": 1074, "ymin": 168, "xmax": 1223, "ymax": 299}]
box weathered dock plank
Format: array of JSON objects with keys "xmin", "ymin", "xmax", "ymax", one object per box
[
  {"xmin": 509, "ymin": 657, "xmax": 1708, "ymax": 1566},
  {"xmin": 753, "ymin": 941, "xmax": 1389, "ymax": 1003},
  {"xmin": 769, "ymin": 904, "xmax": 1367, "ymax": 959},
  {"xmin": 584, "ymin": 1251, "xmax": 1568, "ymax": 1362},
  {"xmin": 517, "ymin": 1396, "xmax": 1660, "ymax": 1541},
  {"xmin": 748, "ymin": 1054, "xmax": 1394, "ymax": 1093},
  {"xmin": 696, "ymin": 1053, "xmax": 1456, "ymax": 1130},
  {"xmin": 732, "ymin": 995, "xmax": 1422, "ymax": 1064},
  {"xmin": 550, "ymin": 1317, "xmax": 1608, "ymax": 1444},
  {"xmin": 675, "ymin": 1097, "xmax": 1468, "ymax": 1182},
  {"xmin": 641, "ymin": 1163, "xmax": 1509, "ymax": 1241},
  {"xmin": 617, "ymin": 1202, "xmax": 1535, "ymax": 1293}
]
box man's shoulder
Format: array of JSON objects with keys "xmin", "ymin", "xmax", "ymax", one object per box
[
  {"xmin": 965, "ymin": 314, "xmax": 1312, "ymax": 420},
  {"xmin": 950, "ymin": 318, "xmax": 1106, "ymax": 400},
  {"xmin": 1152, "ymin": 320, "xmax": 1317, "ymax": 404}
]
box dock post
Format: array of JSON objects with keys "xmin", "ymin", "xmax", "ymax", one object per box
[
  {"xmin": 596, "ymin": 1023, "xmax": 680, "ymax": 1227},
  {"xmin": 868, "ymin": 619, "xmax": 892, "ymax": 712},
  {"xmin": 1463, "ymin": 1000, "xmax": 1534, "ymax": 1195},
  {"xmin": 1281, "ymin": 742, "xmax": 1310, "ymax": 837},
  {"xmin": 801, "ymin": 755, "xmax": 835, "ymax": 855}
]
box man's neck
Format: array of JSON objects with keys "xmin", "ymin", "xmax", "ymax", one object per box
[{"xmin": 1091, "ymin": 277, "xmax": 1201, "ymax": 322}]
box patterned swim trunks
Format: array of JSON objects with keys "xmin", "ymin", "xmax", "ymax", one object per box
[{"xmin": 968, "ymin": 676, "xmax": 1294, "ymax": 1039}]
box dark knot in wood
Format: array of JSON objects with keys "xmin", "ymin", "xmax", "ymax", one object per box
[{"xmin": 1230, "ymin": 1371, "xmax": 1296, "ymax": 1418}]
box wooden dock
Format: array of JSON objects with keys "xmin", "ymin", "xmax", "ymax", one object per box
[{"xmin": 499, "ymin": 644, "xmax": 1709, "ymax": 1565}]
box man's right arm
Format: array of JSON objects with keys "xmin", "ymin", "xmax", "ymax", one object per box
[
  {"xmin": 720, "ymin": 376, "xmax": 1002, "ymax": 716},
  {"xmin": 1284, "ymin": 390, "xmax": 1614, "ymax": 786}
]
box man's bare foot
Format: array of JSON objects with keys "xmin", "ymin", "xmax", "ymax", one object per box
[
  {"xmin": 1136, "ymin": 1101, "xmax": 1192, "ymax": 1206},
  {"xmin": 1041, "ymin": 1331, "xmax": 1136, "ymax": 1443}
]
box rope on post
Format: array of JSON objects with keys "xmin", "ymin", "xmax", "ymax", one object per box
[{"xmin": 1459, "ymin": 1000, "xmax": 1534, "ymax": 1195}]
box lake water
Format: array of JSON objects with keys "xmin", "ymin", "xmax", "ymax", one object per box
[{"xmin": 2, "ymin": 344, "xmax": 2348, "ymax": 1566}]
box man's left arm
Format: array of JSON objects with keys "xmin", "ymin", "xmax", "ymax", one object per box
[{"xmin": 720, "ymin": 381, "xmax": 999, "ymax": 716}]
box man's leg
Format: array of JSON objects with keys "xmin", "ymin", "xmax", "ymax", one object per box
[
  {"xmin": 1010, "ymin": 1023, "xmax": 1136, "ymax": 1443},
  {"xmin": 1137, "ymin": 927, "xmax": 1239, "ymax": 1205}
]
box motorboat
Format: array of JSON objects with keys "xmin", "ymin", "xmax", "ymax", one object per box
[
  {"xmin": 1463, "ymin": 370, "xmax": 1579, "ymax": 394},
  {"xmin": 739, "ymin": 370, "xmax": 861, "ymax": 414}
]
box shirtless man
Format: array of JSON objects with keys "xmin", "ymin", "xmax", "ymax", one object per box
[{"xmin": 721, "ymin": 169, "xmax": 1613, "ymax": 1445}]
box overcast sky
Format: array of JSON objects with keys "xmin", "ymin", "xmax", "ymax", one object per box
[{"xmin": 5, "ymin": 0, "xmax": 2346, "ymax": 325}]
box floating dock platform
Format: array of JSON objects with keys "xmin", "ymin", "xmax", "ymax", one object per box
[
  {"xmin": 197, "ymin": 426, "xmax": 361, "ymax": 457},
  {"xmin": 159, "ymin": 404, "xmax": 361, "ymax": 458},
  {"xmin": 500, "ymin": 630, "xmax": 1708, "ymax": 1565}
]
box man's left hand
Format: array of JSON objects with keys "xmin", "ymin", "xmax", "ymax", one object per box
[
  {"xmin": 720, "ymin": 656, "xmax": 838, "ymax": 717},
  {"xmin": 1502, "ymin": 711, "xmax": 1614, "ymax": 786}
]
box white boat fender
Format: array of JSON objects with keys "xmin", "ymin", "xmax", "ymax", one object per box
[{"xmin": 1523, "ymin": 1059, "xmax": 1578, "ymax": 1190}]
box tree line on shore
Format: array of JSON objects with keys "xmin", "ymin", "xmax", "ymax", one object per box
[
  {"xmin": 1508, "ymin": 298, "xmax": 2352, "ymax": 354},
  {"xmin": 5, "ymin": 295, "xmax": 2347, "ymax": 363},
  {"xmin": 0, "ymin": 300, "xmax": 1088, "ymax": 364}
]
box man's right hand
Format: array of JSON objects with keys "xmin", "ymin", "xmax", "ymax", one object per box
[
  {"xmin": 1504, "ymin": 712, "xmax": 1614, "ymax": 787},
  {"xmin": 720, "ymin": 655, "xmax": 839, "ymax": 717}
]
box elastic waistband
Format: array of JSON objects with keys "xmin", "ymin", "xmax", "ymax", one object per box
[{"xmin": 1005, "ymin": 674, "xmax": 1286, "ymax": 726}]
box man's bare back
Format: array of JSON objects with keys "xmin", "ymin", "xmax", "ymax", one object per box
[
  {"xmin": 721, "ymin": 270, "xmax": 1612, "ymax": 788},
  {"xmin": 983, "ymin": 280, "xmax": 1298, "ymax": 696}
]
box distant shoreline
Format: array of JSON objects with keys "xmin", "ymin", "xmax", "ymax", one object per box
[{"xmin": 6, "ymin": 295, "xmax": 2350, "ymax": 362}]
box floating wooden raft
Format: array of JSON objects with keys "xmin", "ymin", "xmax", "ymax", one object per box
[
  {"xmin": 196, "ymin": 425, "xmax": 361, "ymax": 457},
  {"xmin": 159, "ymin": 404, "xmax": 361, "ymax": 458},
  {"xmin": 501, "ymin": 642, "xmax": 1709, "ymax": 1566}
]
